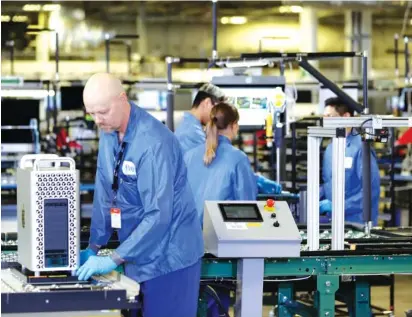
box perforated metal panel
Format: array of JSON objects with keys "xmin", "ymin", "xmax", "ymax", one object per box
[{"xmin": 34, "ymin": 171, "xmax": 77, "ymax": 270}]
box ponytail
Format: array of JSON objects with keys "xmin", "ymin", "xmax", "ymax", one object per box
[
  {"xmin": 203, "ymin": 102, "xmax": 239, "ymax": 166},
  {"xmin": 204, "ymin": 117, "xmax": 218, "ymax": 165}
]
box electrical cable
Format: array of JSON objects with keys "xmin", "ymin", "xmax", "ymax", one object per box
[{"xmin": 200, "ymin": 284, "xmax": 231, "ymax": 317}]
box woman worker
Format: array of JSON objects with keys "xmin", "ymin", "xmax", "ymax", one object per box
[{"xmin": 184, "ymin": 102, "xmax": 257, "ymax": 317}]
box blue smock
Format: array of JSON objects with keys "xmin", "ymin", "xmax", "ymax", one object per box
[
  {"xmin": 175, "ymin": 112, "xmax": 205, "ymax": 154},
  {"xmin": 89, "ymin": 103, "xmax": 204, "ymax": 283},
  {"xmin": 321, "ymin": 133, "xmax": 380, "ymax": 225},
  {"xmin": 175, "ymin": 112, "xmax": 280, "ymax": 195},
  {"xmin": 184, "ymin": 135, "xmax": 258, "ymax": 224}
]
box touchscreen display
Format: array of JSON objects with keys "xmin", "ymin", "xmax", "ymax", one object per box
[{"xmin": 219, "ymin": 203, "xmax": 263, "ymax": 222}]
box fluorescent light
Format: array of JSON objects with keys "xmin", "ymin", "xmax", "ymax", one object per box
[
  {"xmin": 220, "ymin": 16, "xmax": 247, "ymax": 25},
  {"xmin": 1, "ymin": 15, "xmax": 11, "ymax": 22},
  {"xmin": 291, "ymin": 6, "xmax": 303, "ymax": 13},
  {"xmin": 1, "ymin": 89, "xmax": 50, "ymax": 98},
  {"xmin": 221, "ymin": 17, "xmax": 229, "ymax": 24},
  {"xmin": 12, "ymin": 15, "xmax": 28, "ymax": 23},
  {"xmin": 23, "ymin": 4, "xmax": 41, "ymax": 11},
  {"xmin": 224, "ymin": 59, "xmax": 269, "ymax": 68},
  {"xmin": 279, "ymin": 5, "xmax": 303, "ymax": 14},
  {"xmin": 43, "ymin": 4, "xmax": 61, "ymax": 11}
]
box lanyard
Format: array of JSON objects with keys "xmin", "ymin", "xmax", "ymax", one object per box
[{"xmin": 112, "ymin": 142, "xmax": 127, "ymax": 205}]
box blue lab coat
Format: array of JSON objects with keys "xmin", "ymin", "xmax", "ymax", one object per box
[
  {"xmin": 175, "ymin": 112, "xmax": 205, "ymax": 154},
  {"xmin": 321, "ymin": 133, "xmax": 380, "ymax": 225},
  {"xmin": 175, "ymin": 112, "xmax": 281, "ymax": 194},
  {"xmin": 184, "ymin": 135, "xmax": 258, "ymax": 224},
  {"xmin": 89, "ymin": 103, "xmax": 204, "ymax": 283}
]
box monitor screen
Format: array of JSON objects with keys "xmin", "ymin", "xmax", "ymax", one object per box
[
  {"xmin": 60, "ymin": 86, "xmax": 84, "ymax": 111},
  {"xmin": 137, "ymin": 90, "xmax": 167, "ymax": 110},
  {"xmin": 296, "ymin": 90, "xmax": 312, "ymax": 103},
  {"xmin": 220, "ymin": 87, "xmax": 284, "ymax": 126},
  {"xmin": 1, "ymin": 98, "xmax": 40, "ymax": 126},
  {"xmin": 219, "ymin": 203, "xmax": 263, "ymax": 222}
]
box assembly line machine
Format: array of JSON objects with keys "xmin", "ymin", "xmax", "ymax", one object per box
[
  {"xmin": 2, "ymin": 150, "xmax": 412, "ymax": 317},
  {"xmin": 2, "ymin": 52, "xmax": 412, "ymax": 316}
]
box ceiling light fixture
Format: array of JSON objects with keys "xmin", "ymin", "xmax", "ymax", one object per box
[
  {"xmin": 1, "ymin": 15, "xmax": 11, "ymax": 22},
  {"xmin": 23, "ymin": 4, "xmax": 41, "ymax": 11},
  {"xmin": 220, "ymin": 16, "xmax": 247, "ymax": 25},
  {"xmin": 279, "ymin": 5, "xmax": 303, "ymax": 14},
  {"xmin": 43, "ymin": 4, "xmax": 61, "ymax": 11},
  {"xmin": 12, "ymin": 15, "xmax": 28, "ymax": 23}
]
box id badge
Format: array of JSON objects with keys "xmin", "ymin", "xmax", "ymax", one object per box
[{"xmin": 110, "ymin": 207, "xmax": 121, "ymax": 229}]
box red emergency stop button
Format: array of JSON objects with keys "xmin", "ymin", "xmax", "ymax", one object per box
[
  {"xmin": 267, "ymin": 199, "xmax": 275, "ymax": 208},
  {"xmin": 264, "ymin": 199, "xmax": 275, "ymax": 212}
]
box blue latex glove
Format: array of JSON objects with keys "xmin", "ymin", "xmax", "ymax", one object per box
[
  {"xmin": 80, "ymin": 248, "xmax": 97, "ymax": 266},
  {"xmin": 319, "ymin": 199, "xmax": 332, "ymax": 215},
  {"xmin": 256, "ymin": 175, "xmax": 282, "ymax": 194},
  {"xmin": 76, "ymin": 256, "xmax": 117, "ymax": 281}
]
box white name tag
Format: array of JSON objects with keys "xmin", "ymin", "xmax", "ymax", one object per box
[
  {"xmin": 122, "ymin": 161, "xmax": 136, "ymax": 176},
  {"xmin": 110, "ymin": 208, "xmax": 121, "ymax": 229},
  {"xmin": 344, "ymin": 157, "xmax": 353, "ymax": 169}
]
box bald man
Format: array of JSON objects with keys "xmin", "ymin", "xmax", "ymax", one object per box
[{"xmin": 76, "ymin": 73, "xmax": 204, "ymax": 317}]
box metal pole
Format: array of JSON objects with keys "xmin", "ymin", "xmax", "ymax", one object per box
[
  {"xmin": 307, "ymin": 135, "xmax": 320, "ymax": 251},
  {"xmin": 299, "ymin": 59, "xmax": 364, "ymax": 114},
  {"xmin": 212, "ymin": 0, "xmax": 218, "ymax": 60},
  {"xmin": 332, "ymin": 130, "xmax": 346, "ymax": 251},
  {"xmin": 395, "ymin": 34, "xmax": 399, "ymax": 77},
  {"xmin": 9, "ymin": 41, "xmax": 15, "ymax": 75},
  {"xmin": 54, "ymin": 32, "xmax": 60, "ymax": 131},
  {"xmin": 126, "ymin": 42, "xmax": 132, "ymax": 75},
  {"xmin": 389, "ymin": 128, "xmax": 396, "ymax": 226},
  {"xmin": 105, "ymin": 34, "xmax": 110, "ymax": 73},
  {"xmin": 291, "ymin": 123, "xmax": 297, "ymax": 190},
  {"xmin": 253, "ymin": 132, "xmax": 258, "ymax": 172},
  {"xmin": 166, "ymin": 57, "xmax": 174, "ymax": 131},
  {"xmin": 362, "ymin": 141, "xmax": 372, "ymax": 226},
  {"xmin": 55, "ymin": 32, "xmax": 59, "ymax": 80},
  {"xmin": 362, "ymin": 51, "xmax": 368, "ymax": 114},
  {"xmin": 405, "ymin": 36, "xmax": 409, "ymax": 83}
]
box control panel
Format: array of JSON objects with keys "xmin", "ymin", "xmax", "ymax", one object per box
[{"xmin": 203, "ymin": 200, "xmax": 301, "ymax": 258}]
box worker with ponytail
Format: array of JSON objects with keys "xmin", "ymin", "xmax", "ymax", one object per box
[
  {"xmin": 184, "ymin": 102, "xmax": 257, "ymax": 317},
  {"xmin": 184, "ymin": 102, "xmax": 258, "ymax": 225}
]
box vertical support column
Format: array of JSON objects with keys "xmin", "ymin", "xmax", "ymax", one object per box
[
  {"xmin": 278, "ymin": 283, "xmax": 294, "ymax": 317},
  {"xmin": 362, "ymin": 142, "xmax": 372, "ymax": 227},
  {"xmin": 253, "ymin": 132, "xmax": 258, "ymax": 172},
  {"xmin": 331, "ymin": 130, "xmax": 346, "ymax": 251},
  {"xmin": 299, "ymin": 7, "xmax": 318, "ymax": 67},
  {"xmin": 405, "ymin": 36, "xmax": 410, "ymax": 83},
  {"xmin": 126, "ymin": 42, "xmax": 132, "ymax": 75},
  {"xmin": 212, "ymin": 0, "xmax": 218, "ymax": 60},
  {"xmin": 317, "ymin": 275, "xmax": 339, "ymax": 317},
  {"xmin": 355, "ymin": 280, "xmax": 371, "ymax": 317},
  {"xmin": 307, "ymin": 135, "xmax": 320, "ymax": 251},
  {"xmin": 36, "ymin": 12, "xmax": 50, "ymax": 63},
  {"xmin": 8, "ymin": 41, "xmax": 15, "ymax": 75},
  {"xmin": 291, "ymin": 123, "xmax": 297, "ymax": 190},
  {"xmin": 166, "ymin": 57, "xmax": 174, "ymax": 131},
  {"xmin": 105, "ymin": 34, "xmax": 110, "ymax": 73},
  {"xmin": 235, "ymin": 258, "xmax": 264, "ymax": 317},
  {"xmin": 344, "ymin": 10, "xmax": 353, "ymax": 79},
  {"xmin": 137, "ymin": 1, "xmax": 148, "ymax": 57},
  {"xmin": 361, "ymin": 10, "xmax": 372, "ymax": 75}
]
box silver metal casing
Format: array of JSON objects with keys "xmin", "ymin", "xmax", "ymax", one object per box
[{"xmin": 17, "ymin": 155, "xmax": 80, "ymax": 273}]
